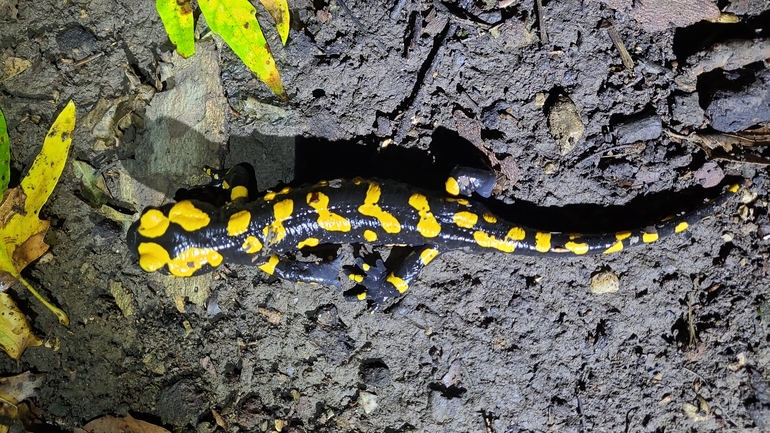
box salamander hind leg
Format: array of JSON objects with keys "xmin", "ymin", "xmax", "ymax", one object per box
[
  {"xmin": 258, "ymin": 254, "xmax": 342, "ymax": 287},
  {"xmin": 345, "ymin": 246, "xmax": 442, "ymax": 310}
]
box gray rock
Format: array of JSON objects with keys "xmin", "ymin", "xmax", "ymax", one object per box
[
  {"xmin": 614, "ymin": 114, "xmax": 662, "ymax": 144},
  {"xmin": 706, "ymin": 68, "xmax": 770, "ymax": 132}
]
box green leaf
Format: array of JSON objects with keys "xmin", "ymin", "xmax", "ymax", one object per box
[
  {"xmin": 157, "ymin": 0, "xmax": 196, "ymax": 58},
  {"xmin": 200, "ymin": 0, "xmax": 288, "ymax": 100},
  {"xmin": 258, "ymin": 0, "xmax": 290, "ymax": 45},
  {"xmin": 0, "ymin": 108, "xmax": 9, "ymax": 195}
]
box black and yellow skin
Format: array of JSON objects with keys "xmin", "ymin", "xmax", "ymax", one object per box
[{"xmin": 126, "ymin": 165, "xmax": 739, "ymax": 309}]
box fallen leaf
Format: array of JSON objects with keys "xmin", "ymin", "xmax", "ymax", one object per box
[
  {"xmin": 0, "ymin": 52, "xmax": 31, "ymax": 83},
  {"xmin": 693, "ymin": 161, "xmax": 725, "ymax": 188},
  {"xmin": 0, "ymin": 372, "xmax": 44, "ymax": 433},
  {"xmin": 82, "ymin": 414, "xmax": 171, "ymax": 433},
  {"xmin": 156, "ymin": 0, "xmax": 195, "ymax": 58},
  {"xmin": 0, "ymin": 293, "xmax": 42, "ymax": 360},
  {"xmin": 199, "ymin": 0, "xmax": 287, "ymax": 100},
  {"xmin": 258, "ymin": 0, "xmax": 290, "ymax": 45},
  {"xmin": 0, "ymin": 101, "xmax": 75, "ymax": 359},
  {"xmin": 603, "ymin": 0, "xmax": 719, "ymax": 32},
  {"xmin": 0, "ymin": 371, "xmax": 45, "ymax": 405}
]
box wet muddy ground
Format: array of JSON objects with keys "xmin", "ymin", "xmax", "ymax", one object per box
[{"xmin": 2, "ymin": 0, "xmax": 770, "ymax": 431}]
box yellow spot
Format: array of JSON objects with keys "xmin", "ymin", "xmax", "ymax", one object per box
[
  {"xmin": 166, "ymin": 247, "xmax": 223, "ymax": 276},
  {"xmin": 604, "ymin": 241, "xmax": 624, "ymax": 254},
  {"xmin": 445, "ymin": 177, "xmax": 460, "ymax": 195},
  {"xmin": 307, "ymin": 192, "xmax": 352, "ymax": 232},
  {"xmin": 263, "ymin": 199, "xmax": 293, "ymax": 245},
  {"xmin": 230, "ymin": 185, "xmax": 249, "ymax": 201},
  {"xmin": 298, "ymin": 238, "xmax": 320, "ymax": 249},
  {"xmin": 227, "ymin": 210, "xmax": 251, "ymax": 236},
  {"xmin": 408, "ymin": 193, "xmax": 441, "ymax": 238},
  {"xmin": 242, "ymin": 236, "xmax": 263, "ymax": 254},
  {"xmin": 483, "ymin": 212, "xmax": 497, "ymax": 223},
  {"xmin": 387, "ymin": 273, "xmax": 409, "ymax": 293},
  {"xmin": 642, "ymin": 232, "xmax": 659, "ymax": 243},
  {"xmin": 357, "ymin": 292, "xmax": 367, "ymax": 300},
  {"xmin": 728, "ymin": 183, "xmax": 739, "ymax": 193},
  {"xmin": 138, "ymin": 209, "xmax": 170, "ymax": 238},
  {"xmin": 453, "ymin": 211, "xmax": 478, "ymax": 229},
  {"xmin": 349, "ymin": 274, "xmax": 364, "ymax": 283},
  {"xmin": 358, "ymin": 182, "xmax": 401, "ymax": 233},
  {"xmin": 507, "ymin": 227, "xmax": 526, "ymax": 240},
  {"xmin": 138, "ymin": 242, "xmax": 223, "ymax": 276},
  {"xmin": 315, "ymin": 180, "xmax": 329, "ymax": 187},
  {"xmin": 137, "ymin": 242, "xmax": 170, "ymax": 272},
  {"xmin": 222, "ymin": 180, "xmax": 230, "ymax": 189},
  {"xmin": 362, "ymin": 263, "xmax": 370, "ymax": 272},
  {"xmin": 258, "ymin": 255, "xmax": 280, "ymax": 275},
  {"xmin": 420, "ymin": 248, "xmax": 439, "ymax": 265},
  {"xmin": 675, "ymin": 222, "xmax": 689, "ymax": 233},
  {"xmin": 535, "ymin": 232, "xmax": 552, "ymax": 253},
  {"xmin": 168, "ymin": 201, "xmax": 211, "ymax": 231},
  {"xmin": 352, "ymin": 177, "xmax": 364, "ymax": 185},
  {"xmin": 263, "ymin": 186, "xmax": 291, "ymax": 201},
  {"xmin": 473, "ymin": 231, "xmax": 515, "ymax": 253},
  {"xmin": 363, "ymin": 230, "xmax": 378, "ymax": 242},
  {"xmin": 565, "ymin": 241, "xmax": 589, "ymax": 255},
  {"xmin": 446, "ymin": 197, "xmax": 470, "ymax": 206},
  {"xmin": 616, "ymin": 231, "xmax": 632, "ymax": 241}
]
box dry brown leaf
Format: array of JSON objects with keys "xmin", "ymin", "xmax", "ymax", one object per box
[
  {"xmin": 0, "ymin": 371, "xmax": 45, "ymax": 405},
  {"xmin": 603, "ymin": 0, "xmax": 719, "ymax": 32},
  {"xmin": 82, "ymin": 414, "xmax": 171, "ymax": 433}
]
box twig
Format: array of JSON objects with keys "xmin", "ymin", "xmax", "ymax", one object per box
[
  {"xmin": 391, "ymin": 0, "xmax": 409, "ymax": 21},
  {"xmin": 600, "ymin": 19, "xmax": 634, "ymax": 70},
  {"xmin": 334, "ymin": 0, "xmax": 367, "ymax": 33},
  {"xmin": 74, "ymin": 52, "xmax": 104, "ymax": 67},
  {"xmin": 535, "ymin": 0, "xmax": 549, "ymax": 44}
]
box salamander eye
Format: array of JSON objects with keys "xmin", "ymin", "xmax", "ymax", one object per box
[{"xmin": 308, "ymin": 191, "xmax": 320, "ymax": 203}]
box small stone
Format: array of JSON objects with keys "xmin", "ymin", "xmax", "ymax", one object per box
[
  {"xmin": 670, "ymin": 92, "xmax": 706, "ymax": 127},
  {"xmin": 613, "ymin": 114, "xmax": 662, "ymax": 144},
  {"xmin": 721, "ymin": 232, "xmax": 734, "ymax": 242},
  {"xmin": 548, "ymin": 95, "xmax": 585, "ymax": 155},
  {"xmin": 358, "ymin": 391, "xmax": 379, "ymax": 414},
  {"xmin": 590, "ymin": 270, "xmax": 620, "ymax": 294}
]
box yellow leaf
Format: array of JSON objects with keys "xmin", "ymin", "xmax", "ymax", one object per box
[
  {"xmin": 199, "ymin": 0, "xmax": 288, "ymax": 100},
  {"xmin": 0, "ymin": 293, "xmax": 42, "ymax": 360},
  {"xmin": 156, "ymin": 0, "xmax": 196, "ymax": 58},
  {"xmin": 258, "ymin": 0, "xmax": 290, "ymax": 45},
  {"xmin": 0, "ymin": 101, "xmax": 75, "ymax": 334},
  {"xmin": 20, "ymin": 100, "xmax": 75, "ymax": 215}
]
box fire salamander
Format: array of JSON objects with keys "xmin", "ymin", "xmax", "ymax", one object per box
[{"xmin": 127, "ymin": 164, "xmax": 739, "ymax": 309}]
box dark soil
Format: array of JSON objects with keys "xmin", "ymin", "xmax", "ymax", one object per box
[{"xmin": 2, "ymin": 0, "xmax": 770, "ymax": 431}]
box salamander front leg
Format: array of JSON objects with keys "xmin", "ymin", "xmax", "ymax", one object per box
[
  {"xmin": 203, "ymin": 163, "xmax": 255, "ymax": 202},
  {"xmin": 345, "ymin": 245, "xmax": 442, "ymax": 310},
  {"xmin": 258, "ymin": 255, "xmax": 342, "ymax": 287}
]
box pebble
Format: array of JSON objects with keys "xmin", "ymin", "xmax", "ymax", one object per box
[
  {"xmin": 548, "ymin": 95, "xmax": 585, "ymax": 155},
  {"xmin": 590, "ymin": 270, "xmax": 620, "ymax": 294}
]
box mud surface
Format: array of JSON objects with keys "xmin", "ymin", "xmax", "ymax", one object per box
[{"xmin": 2, "ymin": 0, "xmax": 770, "ymax": 431}]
